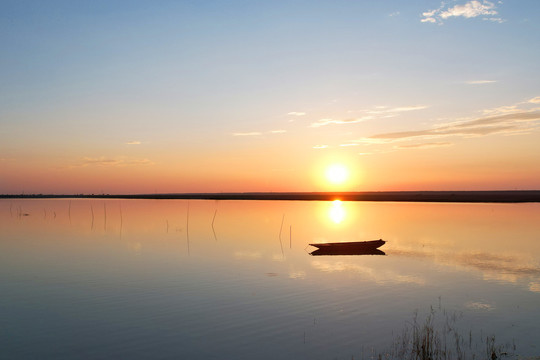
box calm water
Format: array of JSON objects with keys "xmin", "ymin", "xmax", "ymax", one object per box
[{"xmin": 1, "ymin": 199, "xmax": 539, "ymax": 359}]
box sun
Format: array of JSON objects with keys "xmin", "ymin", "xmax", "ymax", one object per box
[{"xmin": 326, "ymin": 164, "xmax": 349, "ymax": 185}]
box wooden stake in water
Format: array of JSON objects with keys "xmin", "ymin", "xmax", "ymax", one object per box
[
  {"xmin": 119, "ymin": 202, "xmax": 123, "ymax": 238},
  {"xmin": 211, "ymin": 209, "xmax": 218, "ymax": 241},
  {"xmin": 279, "ymin": 214, "xmax": 285, "ymax": 239},
  {"xmin": 290, "ymin": 225, "xmax": 292, "ymax": 249},
  {"xmin": 68, "ymin": 200, "xmax": 72, "ymax": 223},
  {"xmin": 90, "ymin": 203, "xmax": 95, "ymax": 230},
  {"xmin": 186, "ymin": 202, "xmax": 190, "ymax": 255},
  {"xmin": 278, "ymin": 214, "xmax": 285, "ymax": 257},
  {"xmin": 103, "ymin": 202, "xmax": 107, "ymax": 230}
]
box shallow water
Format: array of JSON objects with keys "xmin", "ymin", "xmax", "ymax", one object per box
[{"xmin": 1, "ymin": 199, "xmax": 539, "ymax": 359}]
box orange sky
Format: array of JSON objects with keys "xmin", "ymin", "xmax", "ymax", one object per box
[{"xmin": 1, "ymin": 1, "xmax": 540, "ymax": 194}]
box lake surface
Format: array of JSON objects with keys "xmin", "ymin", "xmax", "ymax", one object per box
[{"xmin": 1, "ymin": 199, "xmax": 539, "ymax": 359}]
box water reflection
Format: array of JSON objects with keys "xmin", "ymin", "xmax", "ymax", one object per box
[
  {"xmin": 2, "ymin": 199, "xmax": 540, "ymax": 358},
  {"xmin": 329, "ymin": 200, "xmax": 345, "ymax": 223}
]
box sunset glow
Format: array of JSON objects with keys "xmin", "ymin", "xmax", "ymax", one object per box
[{"xmin": 0, "ymin": 1, "xmax": 539, "ymax": 194}]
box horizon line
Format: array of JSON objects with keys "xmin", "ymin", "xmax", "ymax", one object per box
[{"xmin": 2, "ymin": 190, "xmax": 540, "ymax": 203}]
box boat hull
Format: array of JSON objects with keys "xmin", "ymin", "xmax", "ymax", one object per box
[
  {"xmin": 308, "ymin": 239, "xmax": 386, "ymax": 256},
  {"xmin": 310, "ymin": 247, "xmax": 386, "ymax": 256},
  {"xmin": 309, "ymin": 239, "xmax": 385, "ymax": 250}
]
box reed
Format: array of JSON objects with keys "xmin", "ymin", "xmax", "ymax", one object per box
[
  {"xmin": 186, "ymin": 202, "xmax": 190, "ymax": 255},
  {"xmin": 211, "ymin": 209, "xmax": 218, "ymax": 241},
  {"xmin": 119, "ymin": 202, "xmax": 123, "ymax": 238},
  {"xmin": 374, "ymin": 306, "xmax": 514, "ymax": 360},
  {"xmin": 119, "ymin": 202, "xmax": 123, "ymax": 226},
  {"xmin": 90, "ymin": 203, "xmax": 94, "ymax": 229},
  {"xmin": 289, "ymin": 225, "xmax": 292, "ymax": 248},
  {"xmin": 103, "ymin": 202, "xmax": 107, "ymax": 230},
  {"xmin": 279, "ymin": 214, "xmax": 285, "ymax": 239}
]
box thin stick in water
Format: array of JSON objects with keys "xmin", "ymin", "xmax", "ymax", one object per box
[
  {"xmin": 119, "ymin": 202, "xmax": 123, "ymax": 238},
  {"xmin": 279, "ymin": 214, "xmax": 285, "ymax": 239},
  {"xmin": 90, "ymin": 203, "xmax": 95, "ymax": 230},
  {"xmin": 278, "ymin": 214, "xmax": 285, "ymax": 258},
  {"xmin": 186, "ymin": 202, "xmax": 190, "ymax": 255},
  {"xmin": 103, "ymin": 202, "xmax": 107, "ymax": 230},
  {"xmin": 211, "ymin": 209, "xmax": 218, "ymax": 241},
  {"xmin": 289, "ymin": 225, "xmax": 292, "ymax": 249}
]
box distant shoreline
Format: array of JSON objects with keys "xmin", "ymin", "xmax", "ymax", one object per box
[{"xmin": 2, "ymin": 191, "xmax": 540, "ymax": 203}]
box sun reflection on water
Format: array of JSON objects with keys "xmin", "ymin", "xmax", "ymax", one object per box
[{"xmin": 329, "ymin": 200, "xmax": 345, "ymax": 224}]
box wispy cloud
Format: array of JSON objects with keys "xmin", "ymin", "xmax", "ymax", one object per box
[
  {"xmin": 360, "ymin": 111, "xmax": 540, "ymax": 144},
  {"xmin": 310, "ymin": 105, "xmax": 428, "ymax": 128},
  {"xmin": 232, "ymin": 132, "xmax": 262, "ymax": 136},
  {"xmin": 529, "ymin": 96, "xmax": 540, "ymax": 104},
  {"xmin": 125, "ymin": 140, "xmax": 141, "ymax": 145},
  {"xmin": 313, "ymin": 145, "xmax": 328, "ymax": 149},
  {"xmin": 310, "ymin": 116, "xmax": 373, "ymax": 128},
  {"xmin": 422, "ymin": 1, "xmax": 504, "ymax": 24},
  {"xmin": 73, "ymin": 157, "xmax": 154, "ymax": 167},
  {"xmin": 365, "ymin": 105, "xmax": 428, "ymax": 115},
  {"xmin": 270, "ymin": 130, "xmax": 286, "ymax": 134},
  {"xmin": 394, "ymin": 142, "xmax": 453, "ymax": 149},
  {"xmin": 389, "ymin": 11, "xmax": 400, "ymax": 17},
  {"xmin": 465, "ymin": 80, "xmax": 498, "ymax": 85},
  {"xmin": 287, "ymin": 111, "xmax": 306, "ymax": 116}
]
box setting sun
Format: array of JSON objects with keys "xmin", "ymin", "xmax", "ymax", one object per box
[{"xmin": 326, "ymin": 164, "xmax": 349, "ymax": 185}]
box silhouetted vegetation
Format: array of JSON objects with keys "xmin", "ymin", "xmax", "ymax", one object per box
[
  {"xmin": 2, "ymin": 190, "xmax": 540, "ymax": 202},
  {"xmin": 375, "ymin": 305, "xmax": 515, "ymax": 360}
]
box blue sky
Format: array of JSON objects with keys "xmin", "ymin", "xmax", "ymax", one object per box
[{"xmin": 1, "ymin": 0, "xmax": 539, "ymax": 193}]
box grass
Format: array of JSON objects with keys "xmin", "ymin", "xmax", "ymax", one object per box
[{"xmin": 374, "ymin": 305, "xmax": 516, "ymax": 360}]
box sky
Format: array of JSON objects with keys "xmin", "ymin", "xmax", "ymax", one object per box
[{"xmin": 1, "ymin": 0, "xmax": 539, "ymax": 194}]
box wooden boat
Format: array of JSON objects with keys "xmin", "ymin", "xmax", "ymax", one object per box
[
  {"xmin": 310, "ymin": 247, "xmax": 385, "ymax": 256},
  {"xmin": 309, "ymin": 239, "xmax": 385, "ymax": 250}
]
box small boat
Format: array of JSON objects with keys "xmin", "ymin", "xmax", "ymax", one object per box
[
  {"xmin": 310, "ymin": 247, "xmax": 385, "ymax": 256},
  {"xmin": 309, "ymin": 239, "xmax": 385, "ymax": 250}
]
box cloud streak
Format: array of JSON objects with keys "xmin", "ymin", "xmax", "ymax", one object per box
[
  {"xmin": 73, "ymin": 157, "xmax": 154, "ymax": 167},
  {"xmin": 465, "ymin": 80, "xmax": 498, "ymax": 85},
  {"xmin": 310, "ymin": 105, "xmax": 427, "ymax": 128},
  {"xmin": 361, "ymin": 111, "xmax": 540, "ymax": 144},
  {"xmin": 232, "ymin": 132, "xmax": 262, "ymax": 136},
  {"xmin": 394, "ymin": 142, "xmax": 453, "ymax": 149},
  {"xmin": 422, "ymin": 1, "xmax": 503, "ymax": 24},
  {"xmin": 310, "ymin": 116, "xmax": 373, "ymax": 128}
]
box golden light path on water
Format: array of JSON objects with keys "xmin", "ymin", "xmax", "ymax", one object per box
[{"xmin": 329, "ymin": 200, "xmax": 346, "ymax": 224}]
